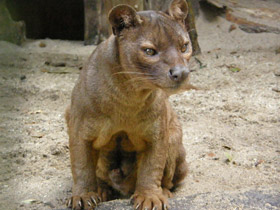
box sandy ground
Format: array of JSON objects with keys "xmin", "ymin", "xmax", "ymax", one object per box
[{"xmin": 0, "ymin": 11, "xmax": 280, "ymax": 210}]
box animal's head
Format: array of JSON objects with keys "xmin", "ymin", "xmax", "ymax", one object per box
[{"xmin": 109, "ymin": 0, "xmax": 192, "ymax": 95}]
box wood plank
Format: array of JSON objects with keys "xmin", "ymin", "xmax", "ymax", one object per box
[{"xmin": 205, "ymin": 0, "xmax": 280, "ymax": 34}]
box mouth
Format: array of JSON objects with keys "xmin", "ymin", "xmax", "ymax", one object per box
[
  {"xmin": 153, "ymin": 82, "xmax": 183, "ymax": 91},
  {"xmin": 167, "ymin": 83, "xmax": 182, "ymax": 90},
  {"xmin": 148, "ymin": 74, "xmax": 190, "ymax": 91},
  {"xmin": 158, "ymin": 79, "xmax": 192, "ymax": 93},
  {"xmin": 173, "ymin": 80, "xmax": 187, "ymax": 88}
]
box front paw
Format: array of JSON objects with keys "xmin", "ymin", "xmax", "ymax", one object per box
[
  {"xmin": 66, "ymin": 192, "xmax": 101, "ymax": 210},
  {"xmin": 97, "ymin": 186, "xmax": 116, "ymax": 202},
  {"xmin": 162, "ymin": 188, "xmax": 173, "ymax": 198},
  {"xmin": 130, "ymin": 190, "xmax": 168, "ymax": 210}
]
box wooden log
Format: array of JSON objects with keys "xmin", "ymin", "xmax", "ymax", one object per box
[
  {"xmin": 144, "ymin": 0, "xmax": 170, "ymax": 11},
  {"xmin": 84, "ymin": 0, "xmax": 99, "ymax": 45},
  {"xmin": 204, "ymin": 0, "xmax": 280, "ymax": 35},
  {"xmin": 84, "ymin": 0, "xmax": 143, "ymax": 45},
  {"xmin": 185, "ymin": 0, "xmax": 201, "ymax": 55}
]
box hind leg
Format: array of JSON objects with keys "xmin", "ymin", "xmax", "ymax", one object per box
[
  {"xmin": 172, "ymin": 146, "xmax": 188, "ymax": 188},
  {"xmin": 162, "ymin": 147, "xmax": 188, "ymax": 195},
  {"xmin": 96, "ymin": 149, "xmax": 119, "ymax": 202},
  {"xmin": 161, "ymin": 114, "xmax": 188, "ymax": 193}
]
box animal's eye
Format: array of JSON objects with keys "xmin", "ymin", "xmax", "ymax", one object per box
[
  {"xmin": 181, "ymin": 43, "xmax": 189, "ymax": 53},
  {"xmin": 144, "ymin": 48, "xmax": 157, "ymax": 56}
]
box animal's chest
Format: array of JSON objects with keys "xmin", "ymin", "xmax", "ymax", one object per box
[
  {"xmin": 93, "ymin": 111, "xmax": 158, "ymax": 152},
  {"xmin": 93, "ymin": 95, "xmax": 165, "ymax": 151},
  {"xmin": 112, "ymin": 114, "xmax": 152, "ymax": 152}
]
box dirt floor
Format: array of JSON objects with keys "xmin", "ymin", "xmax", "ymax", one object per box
[{"xmin": 0, "ymin": 5, "xmax": 280, "ymax": 210}]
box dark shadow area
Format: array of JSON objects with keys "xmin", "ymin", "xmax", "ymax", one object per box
[
  {"xmin": 6, "ymin": 0, "xmax": 84, "ymax": 40},
  {"xmin": 199, "ymin": 0, "xmax": 226, "ymax": 22}
]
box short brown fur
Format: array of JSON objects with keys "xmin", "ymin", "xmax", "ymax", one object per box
[{"xmin": 66, "ymin": 1, "xmax": 192, "ymax": 209}]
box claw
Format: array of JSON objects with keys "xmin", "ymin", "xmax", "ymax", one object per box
[
  {"xmin": 87, "ymin": 201, "xmax": 92, "ymax": 207},
  {"xmin": 130, "ymin": 197, "xmax": 134, "ymax": 205},
  {"xmin": 135, "ymin": 203, "xmax": 141, "ymax": 210},
  {"xmin": 163, "ymin": 204, "xmax": 168, "ymax": 210},
  {"xmin": 91, "ymin": 197, "xmax": 97, "ymax": 206},
  {"xmin": 97, "ymin": 196, "xmax": 102, "ymax": 202},
  {"xmin": 78, "ymin": 200, "xmax": 82, "ymax": 208},
  {"xmin": 152, "ymin": 207, "xmax": 158, "ymax": 210},
  {"xmin": 144, "ymin": 208, "xmax": 149, "ymax": 210},
  {"xmin": 67, "ymin": 199, "xmax": 72, "ymax": 208}
]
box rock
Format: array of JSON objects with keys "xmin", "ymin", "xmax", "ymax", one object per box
[
  {"xmin": 20, "ymin": 75, "xmax": 26, "ymax": 81},
  {"xmin": 274, "ymin": 69, "xmax": 280, "ymax": 76},
  {"xmin": 228, "ymin": 24, "xmax": 237, "ymax": 32},
  {"xmin": 50, "ymin": 146, "xmax": 62, "ymax": 156},
  {"xmin": 0, "ymin": 1, "xmax": 26, "ymax": 45},
  {"xmin": 55, "ymin": 188, "xmax": 280, "ymax": 210},
  {"xmin": 28, "ymin": 130, "xmax": 44, "ymax": 138},
  {"xmin": 272, "ymin": 87, "xmax": 280, "ymax": 93},
  {"xmin": 39, "ymin": 42, "xmax": 46, "ymax": 48}
]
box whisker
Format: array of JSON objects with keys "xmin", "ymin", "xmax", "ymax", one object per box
[
  {"xmin": 111, "ymin": 64, "xmax": 153, "ymax": 76},
  {"xmin": 187, "ymin": 29, "xmax": 195, "ymax": 33},
  {"xmin": 99, "ymin": 63, "xmax": 160, "ymax": 91},
  {"xmin": 124, "ymin": 76, "xmax": 158, "ymax": 85},
  {"xmin": 112, "ymin": 72, "xmax": 153, "ymax": 76}
]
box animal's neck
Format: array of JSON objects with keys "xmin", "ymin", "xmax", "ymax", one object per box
[{"xmin": 109, "ymin": 76, "xmax": 157, "ymax": 108}]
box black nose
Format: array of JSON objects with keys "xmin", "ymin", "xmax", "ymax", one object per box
[{"xmin": 168, "ymin": 66, "xmax": 190, "ymax": 82}]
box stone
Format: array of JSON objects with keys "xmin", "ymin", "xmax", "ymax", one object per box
[{"xmin": 0, "ymin": 1, "xmax": 26, "ymax": 45}]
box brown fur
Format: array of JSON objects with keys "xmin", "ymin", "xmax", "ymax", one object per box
[{"xmin": 66, "ymin": 0, "xmax": 192, "ymax": 209}]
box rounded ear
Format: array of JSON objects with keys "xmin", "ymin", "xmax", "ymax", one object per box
[
  {"xmin": 167, "ymin": 0, "xmax": 188, "ymax": 23},
  {"xmin": 108, "ymin": 5, "xmax": 142, "ymax": 36}
]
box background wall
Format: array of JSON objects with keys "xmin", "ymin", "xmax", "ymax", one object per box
[{"xmin": 6, "ymin": 0, "xmax": 84, "ymax": 40}]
